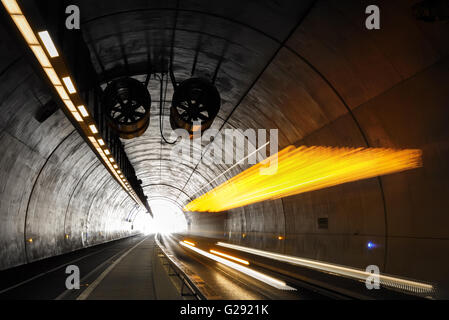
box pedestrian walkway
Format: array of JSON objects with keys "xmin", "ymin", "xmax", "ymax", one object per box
[{"xmin": 77, "ymin": 236, "xmax": 180, "ymax": 300}]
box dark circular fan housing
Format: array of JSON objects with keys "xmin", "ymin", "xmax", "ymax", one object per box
[
  {"xmin": 170, "ymin": 78, "xmax": 220, "ymax": 136},
  {"xmin": 102, "ymin": 77, "xmax": 151, "ymax": 139}
]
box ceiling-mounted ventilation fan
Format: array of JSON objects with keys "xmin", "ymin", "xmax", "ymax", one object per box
[
  {"xmin": 170, "ymin": 77, "xmax": 221, "ymax": 137},
  {"xmin": 102, "ymin": 77, "xmax": 151, "ymax": 139}
]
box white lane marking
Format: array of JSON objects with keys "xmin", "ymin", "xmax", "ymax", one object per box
[
  {"xmin": 55, "ymin": 243, "xmax": 132, "ymax": 300},
  {"xmin": 0, "ymin": 247, "xmax": 109, "ymax": 295},
  {"xmin": 76, "ymin": 236, "xmax": 149, "ymax": 300}
]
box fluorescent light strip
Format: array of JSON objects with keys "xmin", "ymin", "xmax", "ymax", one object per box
[
  {"xmin": 93, "ymin": 143, "xmax": 104, "ymax": 153},
  {"xmin": 78, "ymin": 105, "xmax": 89, "ymax": 117},
  {"xmin": 30, "ymin": 45, "xmax": 51, "ymax": 67},
  {"xmin": 55, "ymin": 86, "xmax": 69, "ymax": 100},
  {"xmin": 11, "ymin": 14, "xmax": 38, "ymax": 44},
  {"xmin": 88, "ymin": 136, "xmax": 96, "ymax": 144},
  {"xmin": 179, "ymin": 241, "xmax": 295, "ymax": 291},
  {"xmin": 0, "ymin": 0, "xmax": 142, "ymax": 207},
  {"xmin": 72, "ymin": 111, "xmax": 83, "ymax": 122},
  {"xmin": 38, "ymin": 31, "xmax": 59, "ymax": 57},
  {"xmin": 62, "ymin": 76, "xmax": 76, "ymax": 94},
  {"xmin": 104, "ymin": 149, "xmax": 111, "ymax": 155},
  {"xmin": 2, "ymin": 0, "xmax": 22, "ymax": 14},
  {"xmin": 89, "ymin": 124, "xmax": 98, "ymax": 134},
  {"xmin": 96, "ymin": 145, "xmax": 133, "ymax": 195},
  {"xmin": 43, "ymin": 67, "xmax": 61, "ymax": 85},
  {"xmin": 63, "ymin": 99, "xmax": 76, "ymax": 112},
  {"xmin": 216, "ymin": 242, "xmax": 433, "ymax": 294}
]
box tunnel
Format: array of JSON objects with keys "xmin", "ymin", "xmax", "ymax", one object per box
[{"xmin": 0, "ymin": 0, "xmax": 449, "ymax": 305}]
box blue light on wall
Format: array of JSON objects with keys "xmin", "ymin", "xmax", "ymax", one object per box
[{"xmin": 367, "ymin": 241, "xmax": 376, "ymax": 249}]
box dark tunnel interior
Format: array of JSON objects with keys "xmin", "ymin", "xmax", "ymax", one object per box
[{"xmin": 0, "ymin": 0, "xmax": 449, "ymax": 304}]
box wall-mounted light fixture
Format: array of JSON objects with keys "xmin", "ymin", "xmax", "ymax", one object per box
[{"xmin": 1, "ymin": 0, "xmax": 143, "ymax": 207}]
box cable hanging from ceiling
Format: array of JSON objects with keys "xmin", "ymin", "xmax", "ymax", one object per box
[{"xmin": 158, "ymin": 72, "xmax": 178, "ymax": 144}]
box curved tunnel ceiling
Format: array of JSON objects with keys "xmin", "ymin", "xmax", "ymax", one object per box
[
  {"xmin": 78, "ymin": 0, "xmax": 316, "ymax": 208},
  {"xmin": 77, "ymin": 0, "xmax": 449, "ymax": 211},
  {"xmin": 1, "ymin": 0, "xmax": 448, "ymax": 285}
]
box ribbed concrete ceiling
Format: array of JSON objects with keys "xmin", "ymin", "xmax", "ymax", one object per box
[
  {"xmin": 1, "ymin": 0, "xmax": 448, "ymax": 284},
  {"xmin": 76, "ymin": 0, "xmax": 449, "ymax": 211},
  {"xmin": 77, "ymin": 0, "xmax": 315, "ymax": 208}
]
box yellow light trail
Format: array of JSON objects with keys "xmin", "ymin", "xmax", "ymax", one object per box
[
  {"xmin": 184, "ymin": 146, "xmax": 422, "ymax": 212},
  {"xmin": 216, "ymin": 242, "xmax": 434, "ymax": 294},
  {"xmin": 179, "ymin": 241, "xmax": 295, "ymax": 290},
  {"xmin": 210, "ymin": 249, "xmax": 250, "ymax": 265},
  {"xmin": 182, "ymin": 240, "xmax": 196, "ymax": 247}
]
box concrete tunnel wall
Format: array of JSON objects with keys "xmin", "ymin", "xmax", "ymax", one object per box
[
  {"xmin": 186, "ymin": 0, "xmax": 449, "ymax": 287},
  {"xmin": 0, "ymin": 0, "xmax": 448, "ymax": 291},
  {"xmin": 0, "ymin": 23, "xmax": 141, "ymax": 270}
]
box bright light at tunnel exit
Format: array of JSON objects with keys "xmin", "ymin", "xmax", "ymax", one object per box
[{"xmin": 148, "ymin": 199, "xmax": 187, "ymax": 234}]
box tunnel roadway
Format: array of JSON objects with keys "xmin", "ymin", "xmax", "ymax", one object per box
[
  {"xmin": 0, "ymin": 232, "xmax": 424, "ymax": 300},
  {"xmin": 0, "ymin": 233, "xmax": 334, "ymax": 300}
]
